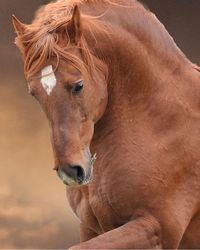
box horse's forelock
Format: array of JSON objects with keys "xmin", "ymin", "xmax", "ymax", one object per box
[
  {"xmin": 16, "ymin": 18, "xmax": 94, "ymax": 82},
  {"xmin": 16, "ymin": 0, "xmax": 114, "ymax": 82}
]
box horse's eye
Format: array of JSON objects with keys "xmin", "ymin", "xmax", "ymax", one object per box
[{"xmin": 72, "ymin": 80, "xmax": 84, "ymax": 94}]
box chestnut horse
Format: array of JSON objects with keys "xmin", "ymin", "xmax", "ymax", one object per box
[{"xmin": 13, "ymin": 0, "xmax": 200, "ymax": 248}]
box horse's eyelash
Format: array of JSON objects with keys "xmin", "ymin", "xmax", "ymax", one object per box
[
  {"xmin": 65, "ymin": 79, "xmax": 83, "ymax": 88},
  {"xmin": 74, "ymin": 79, "xmax": 83, "ymax": 84}
]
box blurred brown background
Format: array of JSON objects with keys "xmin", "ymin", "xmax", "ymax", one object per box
[{"xmin": 0, "ymin": 0, "xmax": 200, "ymax": 248}]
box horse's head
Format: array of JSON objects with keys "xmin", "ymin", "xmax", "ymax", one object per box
[{"xmin": 12, "ymin": 6, "xmax": 108, "ymax": 186}]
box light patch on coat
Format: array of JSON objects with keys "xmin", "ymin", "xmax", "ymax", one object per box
[{"xmin": 41, "ymin": 65, "xmax": 57, "ymax": 95}]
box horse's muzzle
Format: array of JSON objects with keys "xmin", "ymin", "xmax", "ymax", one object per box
[
  {"xmin": 57, "ymin": 164, "xmax": 84, "ymax": 185},
  {"xmin": 57, "ymin": 161, "xmax": 95, "ymax": 186},
  {"xmin": 56, "ymin": 151, "xmax": 97, "ymax": 186}
]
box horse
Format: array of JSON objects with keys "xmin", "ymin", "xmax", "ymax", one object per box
[{"xmin": 12, "ymin": 0, "xmax": 200, "ymax": 248}]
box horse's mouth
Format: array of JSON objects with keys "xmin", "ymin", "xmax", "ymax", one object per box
[
  {"xmin": 57, "ymin": 153, "xmax": 96, "ymax": 186},
  {"xmin": 57, "ymin": 167, "xmax": 94, "ymax": 187}
]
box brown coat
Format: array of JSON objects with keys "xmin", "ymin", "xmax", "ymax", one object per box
[{"xmin": 13, "ymin": 0, "xmax": 200, "ymax": 248}]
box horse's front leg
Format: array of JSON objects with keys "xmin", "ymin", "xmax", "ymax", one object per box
[{"xmin": 70, "ymin": 215, "xmax": 162, "ymax": 249}]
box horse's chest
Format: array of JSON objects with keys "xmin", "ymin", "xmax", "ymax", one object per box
[
  {"xmin": 68, "ymin": 183, "xmax": 127, "ymax": 233},
  {"xmin": 87, "ymin": 179, "xmax": 134, "ymax": 232},
  {"xmin": 88, "ymin": 188, "xmax": 118, "ymax": 232}
]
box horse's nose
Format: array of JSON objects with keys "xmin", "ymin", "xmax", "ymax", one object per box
[{"xmin": 57, "ymin": 164, "xmax": 85, "ymax": 185}]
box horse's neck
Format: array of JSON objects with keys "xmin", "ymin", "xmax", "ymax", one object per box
[
  {"xmin": 90, "ymin": 4, "xmax": 197, "ymax": 148},
  {"xmin": 85, "ymin": 0, "xmax": 190, "ymax": 67}
]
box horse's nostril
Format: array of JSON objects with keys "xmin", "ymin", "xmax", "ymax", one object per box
[
  {"xmin": 70, "ymin": 165, "xmax": 85, "ymax": 182},
  {"xmin": 57, "ymin": 164, "xmax": 85, "ymax": 184}
]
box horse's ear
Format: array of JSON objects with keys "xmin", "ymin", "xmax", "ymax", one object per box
[
  {"xmin": 67, "ymin": 5, "xmax": 82, "ymax": 45},
  {"xmin": 12, "ymin": 15, "xmax": 27, "ymax": 36}
]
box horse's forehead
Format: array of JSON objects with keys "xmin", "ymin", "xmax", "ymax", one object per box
[{"xmin": 40, "ymin": 65, "xmax": 57, "ymax": 96}]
